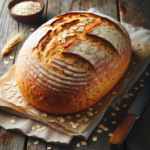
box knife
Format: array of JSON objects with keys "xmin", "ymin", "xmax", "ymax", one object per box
[{"xmin": 109, "ymin": 77, "xmax": 150, "ymax": 148}]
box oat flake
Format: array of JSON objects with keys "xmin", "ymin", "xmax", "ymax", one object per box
[
  {"xmin": 32, "ymin": 126, "xmax": 36, "ymax": 131},
  {"xmin": 145, "ymin": 72, "xmax": 149, "ymax": 76},
  {"xmin": 34, "ymin": 140, "xmax": 39, "ymax": 145},
  {"xmin": 10, "ymin": 56, "xmax": 14, "ymax": 59},
  {"xmin": 11, "ymin": 119, "xmax": 15, "ymax": 124},
  {"xmin": 77, "ymin": 143, "xmax": 80, "ymax": 147},
  {"xmin": 81, "ymin": 141, "xmax": 86, "ymax": 145},
  {"xmin": 93, "ymin": 136, "xmax": 97, "ymax": 141},
  {"xmin": 109, "ymin": 133, "xmax": 113, "ymax": 137},
  {"xmin": 97, "ymin": 129, "xmax": 102, "ymax": 133},
  {"xmin": 112, "ymin": 121, "xmax": 116, "ymax": 124},
  {"xmin": 140, "ymin": 84, "xmax": 144, "ymax": 87},
  {"xmin": 4, "ymin": 61, "xmax": 9, "ymax": 64},
  {"xmin": 47, "ymin": 147, "xmax": 52, "ymax": 149},
  {"xmin": 66, "ymin": 116, "xmax": 71, "ymax": 119},
  {"xmin": 111, "ymin": 113, "xmax": 116, "ymax": 116}
]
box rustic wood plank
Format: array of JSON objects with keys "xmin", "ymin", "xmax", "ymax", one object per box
[
  {"xmin": 0, "ymin": 127, "xmax": 26, "ymax": 150},
  {"xmin": 27, "ymin": 137, "xmax": 46, "ymax": 150},
  {"xmin": 47, "ymin": 143, "xmax": 59, "ymax": 150},
  {"xmin": 118, "ymin": 0, "xmax": 150, "ymax": 29},
  {"xmin": 107, "ymin": 0, "xmax": 118, "ymax": 20},
  {"xmin": 47, "ymin": 0, "xmax": 61, "ymax": 20},
  {"xmin": 0, "ymin": 0, "xmax": 18, "ymax": 76}
]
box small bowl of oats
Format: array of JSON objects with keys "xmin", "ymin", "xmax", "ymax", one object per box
[{"xmin": 7, "ymin": 0, "xmax": 44, "ymax": 23}]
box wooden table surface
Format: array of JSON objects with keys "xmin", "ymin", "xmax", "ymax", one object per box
[{"xmin": 0, "ymin": 0, "xmax": 150, "ymax": 150}]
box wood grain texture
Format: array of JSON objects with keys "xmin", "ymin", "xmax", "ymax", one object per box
[
  {"xmin": 27, "ymin": 137, "xmax": 46, "ymax": 150},
  {"xmin": 118, "ymin": 0, "xmax": 150, "ymax": 29},
  {"xmin": 0, "ymin": 127, "xmax": 26, "ymax": 150}
]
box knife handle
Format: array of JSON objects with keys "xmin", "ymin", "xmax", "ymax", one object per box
[{"xmin": 109, "ymin": 113, "xmax": 136, "ymax": 148}]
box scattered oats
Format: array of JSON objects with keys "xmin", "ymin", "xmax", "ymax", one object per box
[
  {"xmin": 123, "ymin": 104, "xmax": 127, "ymax": 107},
  {"xmin": 42, "ymin": 113, "xmax": 47, "ymax": 117},
  {"xmin": 103, "ymin": 127, "xmax": 109, "ymax": 131},
  {"xmin": 10, "ymin": 56, "xmax": 14, "ymax": 59},
  {"xmin": 62, "ymin": 33, "xmax": 67, "ymax": 38},
  {"xmin": 11, "ymin": 119, "xmax": 15, "ymax": 124},
  {"xmin": 30, "ymin": 28, "xmax": 35, "ymax": 31},
  {"xmin": 76, "ymin": 122, "xmax": 79, "ymax": 126},
  {"xmin": 69, "ymin": 122, "xmax": 74, "ymax": 125},
  {"xmin": 80, "ymin": 27, "xmax": 85, "ymax": 30},
  {"xmin": 4, "ymin": 61, "xmax": 9, "ymax": 64},
  {"xmin": 99, "ymin": 124, "xmax": 104, "ymax": 129},
  {"xmin": 140, "ymin": 79, "xmax": 144, "ymax": 82},
  {"xmin": 34, "ymin": 74, "xmax": 37, "ymax": 79},
  {"xmin": 34, "ymin": 140, "xmax": 39, "ymax": 145},
  {"xmin": 60, "ymin": 118, "xmax": 65, "ymax": 122},
  {"xmin": 83, "ymin": 118, "xmax": 89, "ymax": 122},
  {"xmin": 77, "ymin": 23, "xmax": 85, "ymax": 26},
  {"xmin": 109, "ymin": 133, "xmax": 113, "ymax": 137},
  {"xmin": 68, "ymin": 33, "xmax": 75, "ymax": 36},
  {"xmin": 89, "ymin": 17, "xmax": 94, "ymax": 20},
  {"xmin": 32, "ymin": 126, "xmax": 36, "ymax": 131},
  {"xmin": 16, "ymin": 95, "xmax": 22, "ymax": 98},
  {"xmin": 77, "ymin": 119, "xmax": 83, "ymax": 123},
  {"xmin": 58, "ymin": 117, "xmax": 63, "ymax": 120},
  {"xmin": 57, "ymin": 37, "xmax": 62, "ymax": 42},
  {"xmin": 115, "ymin": 107, "xmax": 119, "ymax": 111},
  {"xmin": 18, "ymin": 99, "xmax": 22, "ymax": 103},
  {"xmin": 87, "ymin": 112, "xmax": 93, "ymax": 116},
  {"xmin": 77, "ymin": 143, "xmax": 80, "ymax": 147},
  {"xmin": 37, "ymin": 125, "xmax": 41, "ymax": 128},
  {"xmin": 112, "ymin": 91, "xmax": 117, "ymax": 95},
  {"xmin": 64, "ymin": 31, "xmax": 68, "ymax": 34},
  {"xmin": 13, "ymin": 116, "xmax": 16, "ymax": 118},
  {"xmin": 13, "ymin": 89, "xmax": 17, "ymax": 92},
  {"xmin": 69, "ymin": 30, "xmax": 74, "ymax": 33},
  {"xmin": 134, "ymin": 87, "xmax": 139, "ymax": 90},
  {"xmin": 127, "ymin": 72, "xmax": 130, "ymax": 75},
  {"xmin": 132, "ymin": 61, "xmax": 136, "ymax": 64},
  {"xmin": 73, "ymin": 27, "xmax": 77, "ymax": 30},
  {"xmin": 47, "ymin": 147, "xmax": 51, "ymax": 150},
  {"xmin": 95, "ymin": 111, "xmax": 98, "ymax": 114},
  {"xmin": 42, "ymin": 126, "xmax": 47, "ymax": 130},
  {"xmin": 97, "ymin": 129, "xmax": 102, "ymax": 133},
  {"xmin": 4, "ymin": 85, "xmax": 11, "ymax": 90},
  {"xmin": 12, "ymin": 83, "xmax": 17, "ymax": 86},
  {"xmin": 104, "ymin": 118, "xmax": 107, "ymax": 121},
  {"xmin": 129, "ymin": 93, "xmax": 133, "ymax": 96},
  {"xmin": 145, "ymin": 72, "xmax": 149, "ymax": 76},
  {"xmin": 61, "ymin": 38, "xmax": 65, "ymax": 43},
  {"xmin": 72, "ymin": 124, "xmax": 77, "ymax": 129},
  {"xmin": 76, "ymin": 114, "xmax": 81, "ymax": 118},
  {"xmin": 111, "ymin": 113, "xmax": 116, "ymax": 116},
  {"xmin": 6, "ymin": 95, "xmax": 13, "ymax": 99},
  {"xmin": 125, "ymin": 79, "xmax": 128, "ymax": 81},
  {"xmin": 88, "ymin": 107, "xmax": 93, "ymax": 111},
  {"xmin": 93, "ymin": 136, "xmax": 97, "ymax": 141},
  {"xmin": 98, "ymin": 103, "xmax": 102, "ymax": 105},
  {"xmin": 140, "ymin": 84, "xmax": 144, "ymax": 87},
  {"xmin": 66, "ymin": 116, "xmax": 71, "ymax": 119},
  {"xmin": 81, "ymin": 141, "xmax": 87, "ymax": 145},
  {"xmin": 76, "ymin": 29, "xmax": 84, "ymax": 32},
  {"xmin": 89, "ymin": 19, "xmax": 93, "ymax": 22},
  {"xmin": 112, "ymin": 121, "xmax": 117, "ymax": 124},
  {"xmin": 84, "ymin": 21, "xmax": 89, "ymax": 24}
]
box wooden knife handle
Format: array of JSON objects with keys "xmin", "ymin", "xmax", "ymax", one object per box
[{"xmin": 109, "ymin": 113, "xmax": 136, "ymax": 148}]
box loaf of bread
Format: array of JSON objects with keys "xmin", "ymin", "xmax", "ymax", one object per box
[{"xmin": 16, "ymin": 12, "xmax": 131, "ymax": 114}]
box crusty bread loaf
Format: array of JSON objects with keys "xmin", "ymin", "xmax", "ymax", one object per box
[{"xmin": 16, "ymin": 12, "xmax": 131, "ymax": 114}]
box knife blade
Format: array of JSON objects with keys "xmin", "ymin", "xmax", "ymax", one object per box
[{"xmin": 109, "ymin": 77, "xmax": 150, "ymax": 148}]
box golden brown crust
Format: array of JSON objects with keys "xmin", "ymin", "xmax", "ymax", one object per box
[{"xmin": 16, "ymin": 12, "xmax": 131, "ymax": 114}]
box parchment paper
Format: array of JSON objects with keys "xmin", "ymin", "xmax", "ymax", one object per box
[{"xmin": 0, "ymin": 9, "xmax": 150, "ymax": 144}]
